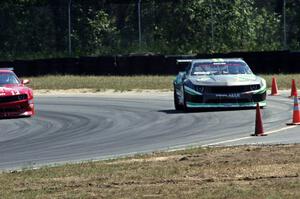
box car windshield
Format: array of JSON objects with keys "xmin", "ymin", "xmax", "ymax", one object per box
[
  {"xmin": 191, "ymin": 62, "xmax": 253, "ymax": 76},
  {"xmin": 0, "ymin": 72, "xmax": 20, "ymax": 85}
]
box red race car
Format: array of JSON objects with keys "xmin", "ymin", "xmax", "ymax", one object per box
[{"xmin": 0, "ymin": 68, "xmax": 34, "ymax": 118}]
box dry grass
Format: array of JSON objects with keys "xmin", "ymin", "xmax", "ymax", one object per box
[
  {"xmin": 0, "ymin": 144, "xmax": 299, "ymax": 198},
  {"xmin": 263, "ymin": 74, "xmax": 300, "ymax": 90},
  {"xmin": 21, "ymin": 74, "xmax": 300, "ymax": 91},
  {"xmin": 23, "ymin": 75, "xmax": 174, "ymax": 91}
]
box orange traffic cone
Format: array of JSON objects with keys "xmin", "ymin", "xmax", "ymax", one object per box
[
  {"xmin": 286, "ymin": 96, "xmax": 300, "ymax": 125},
  {"xmin": 270, "ymin": 77, "xmax": 278, "ymax": 96},
  {"xmin": 289, "ymin": 79, "xmax": 298, "ymax": 98},
  {"xmin": 251, "ymin": 103, "xmax": 266, "ymax": 136}
]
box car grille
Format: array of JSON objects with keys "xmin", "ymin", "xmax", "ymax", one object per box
[
  {"xmin": 0, "ymin": 107, "xmax": 21, "ymax": 113},
  {"xmin": 205, "ymin": 98, "xmax": 252, "ymax": 103},
  {"xmin": 185, "ymin": 90, "xmax": 266, "ymax": 105},
  {"xmin": 196, "ymin": 85, "xmax": 260, "ymax": 94},
  {"xmin": 0, "ymin": 94, "xmax": 28, "ymax": 103}
]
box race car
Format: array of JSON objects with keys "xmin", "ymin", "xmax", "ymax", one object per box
[
  {"xmin": 173, "ymin": 58, "xmax": 267, "ymax": 111},
  {"xmin": 0, "ymin": 68, "xmax": 34, "ymax": 118}
]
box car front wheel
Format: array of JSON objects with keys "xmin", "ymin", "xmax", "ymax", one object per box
[
  {"xmin": 174, "ymin": 89, "xmax": 183, "ymax": 111},
  {"xmin": 183, "ymin": 88, "xmax": 190, "ymax": 112}
]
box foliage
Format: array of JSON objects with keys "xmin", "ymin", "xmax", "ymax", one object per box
[
  {"xmin": 88, "ymin": 10, "xmax": 120, "ymax": 55},
  {"xmin": 0, "ymin": 0, "xmax": 298, "ymax": 60}
]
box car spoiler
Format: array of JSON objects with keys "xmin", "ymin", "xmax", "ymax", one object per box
[
  {"xmin": 177, "ymin": 58, "xmax": 244, "ymax": 63},
  {"xmin": 0, "ymin": 67, "xmax": 14, "ymax": 71}
]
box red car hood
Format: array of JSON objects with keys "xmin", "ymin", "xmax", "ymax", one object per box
[{"xmin": 0, "ymin": 84, "xmax": 32, "ymax": 97}]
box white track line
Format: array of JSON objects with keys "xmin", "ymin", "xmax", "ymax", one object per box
[{"xmin": 202, "ymin": 126, "xmax": 297, "ymax": 147}]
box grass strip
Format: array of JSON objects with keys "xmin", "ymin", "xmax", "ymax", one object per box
[
  {"xmin": 23, "ymin": 75, "xmax": 174, "ymax": 91},
  {"xmin": 22, "ymin": 74, "xmax": 300, "ymax": 91},
  {"xmin": 0, "ymin": 144, "xmax": 299, "ymax": 198}
]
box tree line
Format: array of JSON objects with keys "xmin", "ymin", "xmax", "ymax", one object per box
[{"xmin": 0, "ymin": 0, "xmax": 299, "ymax": 60}]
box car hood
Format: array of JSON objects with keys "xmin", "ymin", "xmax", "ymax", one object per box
[
  {"xmin": 0, "ymin": 85, "xmax": 31, "ymax": 96},
  {"xmin": 189, "ymin": 74, "xmax": 262, "ymax": 86}
]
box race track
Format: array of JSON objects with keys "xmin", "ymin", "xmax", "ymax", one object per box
[{"xmin": 1, "ymin": 92, "xmax": 300, "ymax": 171}]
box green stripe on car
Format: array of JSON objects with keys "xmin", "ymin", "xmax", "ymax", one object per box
[{"xmin": 186, "ymin": 101, "xmax": 266, "ymax": 108}]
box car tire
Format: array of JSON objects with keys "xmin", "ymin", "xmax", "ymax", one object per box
[
  {"xmin": 183, "ymin": 88, "xmax": 190, "ymax": 112},
  {"xmin": 174, "ymin": 89, "xmax": 183, "ymax": 111}
]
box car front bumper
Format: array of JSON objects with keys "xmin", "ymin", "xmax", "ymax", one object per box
[
  {"xmin": 0, "ymin": 100, "xmax": 34, "ymax": 118},
  {"xmin": 184, "ymin": 88, "xmax": 267, "ymax": 108}
]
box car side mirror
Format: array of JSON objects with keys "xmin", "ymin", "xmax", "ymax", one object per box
[
  {"xmin": 179, "ymin": 71, "xmax": 185, "ymax": 76},
  {"xmin": 22, "ymin": 79, "xmax": 30, "ymax": 84},
  {"xmin": 179, "ymin": 72, "xmax": 186, "ymax": 80}
]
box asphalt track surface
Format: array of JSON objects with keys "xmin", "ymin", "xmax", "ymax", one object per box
[{"xmin": 1, "ymin": 92, "xmax": 300, "ymax": 171}]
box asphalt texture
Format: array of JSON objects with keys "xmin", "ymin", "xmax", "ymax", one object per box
[{"xmin": 0, "ymin": 92, "xmax": 300, "ymax": 171}]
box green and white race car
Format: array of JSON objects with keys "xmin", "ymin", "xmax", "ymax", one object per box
[{"xmin": 173, "ymin": 58, "xmax": 267, "ymax": 111}]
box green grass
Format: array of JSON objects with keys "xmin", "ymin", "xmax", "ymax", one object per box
[
  {"xmin": 0, "ymin": 145, "xmax": 299, "ymax": 198},
  {"xmin": 22, "ymin": 74, "xmax": 300, "ymax": 91}
]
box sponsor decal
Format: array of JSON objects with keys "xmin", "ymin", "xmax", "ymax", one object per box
[
  {"xmin": 216, "ymin": 93, "xmax": 241, "ymax": 98},
  {"xmin": 213, "ymin": 62, "xmax": 226, "ymax": 65},
  {"xmin": 211, "ymin": 58, "xmax": 225, "ymax": 62},
  {"xmin": 196, "ymin": 77, "xmax": 211, "ymax": 81},
  {"xmin": 0, "ymin": 87, "xmax": 6, "ymax": 96},
  {"xmin": 0, "ymin": 87, "xmax": 21, "ymax": 96},
  {"xmin": 10, "ymin": 89, "xmax": 20, "ymax": 95}
]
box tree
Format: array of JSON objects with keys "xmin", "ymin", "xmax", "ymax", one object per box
[
  {"xmin": 88, "ymin": 10, "xmax": 120, "ymax": 54},
  {"xmin": 0, "ymin": 0, "xmax": 298, "ymax": 59}
]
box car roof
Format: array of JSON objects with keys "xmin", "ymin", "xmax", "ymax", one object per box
[
  {"xmin": 0, "ymin": 70, "xmax": 15, "ymax": 74},
  {"xmin": 192, "ymin": 58, "xmax": 244, "ymax": 64},
  {"xmin": 0, "ymin": 68, "xmax": 14, "ymax": 73}
]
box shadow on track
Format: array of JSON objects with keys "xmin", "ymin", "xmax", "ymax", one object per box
[{"xmin": 0, "ymin": 116, "xmax": 31, "ymax": 120}]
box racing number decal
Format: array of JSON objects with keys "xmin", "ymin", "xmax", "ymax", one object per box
[{"xmin": 10, "ymin": 90, "xmax": 20, "ymax": 95}]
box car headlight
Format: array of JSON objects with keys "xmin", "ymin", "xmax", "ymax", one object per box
[
  {"xmin": 260, "ymin": 79, "xmax": 267, "ymax": 90},
  {"xmin": 250, "ymin": 84, "xmax": 261, "ymax": 91},
  {"xmin": 17, "ymin": 94, "xmax": 28, "ymax": 100},
  {"xmin": 195, "ymin": 86, "xmax": 205, "ymax": 93},
  {"xmin": 184, "ymin": 80, "xmax": 195, "ymax": 89},
  {"xmin": 184, "ymin": 80, "xmax": 205, "ymax": 93}
]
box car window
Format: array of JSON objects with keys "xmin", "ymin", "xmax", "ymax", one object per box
[
  {"xmin": 0, "ymin": 72, "xmax": 20, "ymax": 85},
  {"xmin": 191, "ymin": 62, "xmax": 252, "ymax": 75},
  {"xmin": 185, "ymin": 63, "xmax": 192, "ymax": 74}
]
